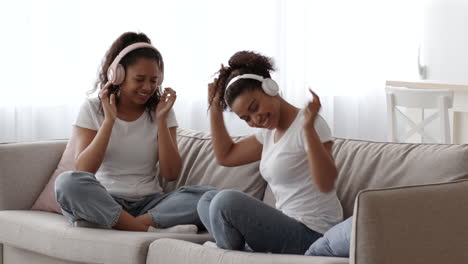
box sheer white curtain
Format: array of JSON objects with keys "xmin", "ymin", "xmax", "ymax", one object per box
[
  {"xmin": 278, "ymin": 0, "xmax": 423, "ymax": 141},
  {"xmin": 0, "ymin": 0, "xmax": 278, "ymax": 142},
  {"xmin": 0, "ymin": 0, "xmax": 421, "ymax": 143}
]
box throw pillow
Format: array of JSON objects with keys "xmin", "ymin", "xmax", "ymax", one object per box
[
  {"xmin": 31, "ymin": 128, "xmax": 77, "ymax": 214},
  {"xmin": 304, "ymin": 216, "xmax": 352, "ymax": 257}
]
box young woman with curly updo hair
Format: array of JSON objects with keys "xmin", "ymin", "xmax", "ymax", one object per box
[
  {"xmin": 197, "ymin": 51, "xmax": 343, "ymax": 254},
  {"xmin": 54, "ymin": 32, "xmax": 215, "ymax": 233}
]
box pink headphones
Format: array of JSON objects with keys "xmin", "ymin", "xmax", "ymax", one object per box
[{"xmin": 107, "ymin": 42, "xmax": 158, "ymax": 85}]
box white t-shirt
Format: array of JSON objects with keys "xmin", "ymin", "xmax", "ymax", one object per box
[
  {"xmin": 75, "ymin": 97, "xmax": 178, "ymax": 201},
  {"xmin": 255, "ymin": 109, "xmax": 343, "ymax": 233}
]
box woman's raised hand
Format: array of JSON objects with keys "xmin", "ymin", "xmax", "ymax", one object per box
[
  {"xmin": 100, "ymin": 83, "xmax": 117, "ymax": 122},
  {"xmin": 304, "ymin": 89, "xmax": 321, "ymax": 128},
  {"xmin": 156, "ymin": 87, "xmax": 177, "ymax": 120},
  {"xmin": 208, "ymin": 78, "xmax": 223, "ymax": 111}
]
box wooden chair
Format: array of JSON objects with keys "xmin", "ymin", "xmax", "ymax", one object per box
[{"xmin": 385, "ymin": 84, "xmax": 454, "ymax": 143}]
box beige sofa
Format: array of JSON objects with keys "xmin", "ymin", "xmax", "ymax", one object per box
[
  {"xmin": 148, "ymin": 136, "xmax": 468, "ymax": 264},
  {"xmin": 2, "ymin": 128, "xmax": 468, "ymax": 264}
]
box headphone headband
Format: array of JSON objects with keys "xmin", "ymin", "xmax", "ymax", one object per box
[
  {"xmin": 225, "ymin": 74, "xmax": 265, "ymax": 91},
  {"xmin": 224, "ymin": 73, "xmax": 279, "ymax": 105},
  {"xmin": 107, "ymin": 42, "xmax": 158, "ymax": 85}
]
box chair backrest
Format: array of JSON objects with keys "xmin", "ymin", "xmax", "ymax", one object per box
[{"xmin": 385, "ymin": 85, "xmax": 454, "ymax": 144}]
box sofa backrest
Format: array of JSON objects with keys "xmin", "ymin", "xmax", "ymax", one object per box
[
  {"xmin": 6, "ymin": 128, "xmax": 465, "ymax": 218},
  {"xmin": 160, "ymin": 128, "xmax": 267, "ymax": 200},
  {"xmin": 0, "ymin": 140, "xmax": 67, "ymax": 210},
  {"xmin": 333, "ymin": 138, "xmax": 468, "ymax": 218}
]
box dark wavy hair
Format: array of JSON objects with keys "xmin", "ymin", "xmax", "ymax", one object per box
[
  {"xmin": 209, "ymin": 51, "xmax": 275, "ymax": 111},
  {"xmin": 89, "ymin": 32, "xmax": 164, "ymax": 121}
]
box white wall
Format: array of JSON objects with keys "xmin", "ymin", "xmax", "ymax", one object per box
[
  {"xmin": 420, "ymin": 0, "xmax": 468, "ymax": 143},
  {"xmin": 423, "ymin": 0, "xmax": 468, "ymax": 83}
]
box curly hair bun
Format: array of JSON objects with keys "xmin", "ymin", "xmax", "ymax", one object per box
[
  {"xmin": 209, "ymin": 50, "xmax": 277, "ymax": 111},
  {"xmin": 228, "ymin": 51, "xmax": 275, "ymax": 73}
]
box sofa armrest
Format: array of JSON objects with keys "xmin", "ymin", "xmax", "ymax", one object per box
[
  {"xmin": 0, "ymin": 140, "xmax": 67, "ymax": 210},
  {"xmin": 147, "ymin": 239, "xmax": 348, "ymax": 264},
  {"xmin": 350, "ymin": 180, "xmax": 468, "ymax": 264}
]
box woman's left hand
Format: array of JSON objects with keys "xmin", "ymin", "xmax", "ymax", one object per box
[
  {"xmin": 304, "ymin": 89, "xmax": 321, "ymax": 128},
  {"xmin": 156, "ymin": 87, "xmax": 177, "ymax": 120}
]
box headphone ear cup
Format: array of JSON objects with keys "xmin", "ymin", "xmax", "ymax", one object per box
[
  {"xmin": 113, "ymin": 64, "xmax": 126, "ymax": 85},
  {"xmin": 107, "ymin": 66, "xmax": 116, "ymax": 84},
  {"xmin": 262, "ymin": 78, "xmax": 279, "ymax": 96},
  {"xmin": 107, "ymin": 64, "xmax": 125, "ymax": 85}
]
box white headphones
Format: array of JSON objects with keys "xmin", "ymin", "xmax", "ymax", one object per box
[
  {"xmin": 107, "ymin": 42, "xmax": 158, "ymax": 85},
  {"xmin": 224, "ymin": 74, "xmax": 279, "ymax": 104}
]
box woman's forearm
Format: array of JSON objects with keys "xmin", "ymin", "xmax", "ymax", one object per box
[
  {"xmin": 209, "ymin": 107, "xmax": 235, "ymax": 165},
  {"xmin": 304, "ymin": 126, "xmax": 338, "ymax": 193},
  {"xmin": 157, "ymin": 121, "xmax": 181, "ymax": 181},
  {"xmin": 75, "ymin": 120, "xmax": 114, "ymax": 174}
]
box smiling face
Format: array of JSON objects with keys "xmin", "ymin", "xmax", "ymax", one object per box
[
  {"xmin": 119, "ymin": 57, "xmax": 161, "ymax": 106},
  {"xmin": 230, "ymin": 88, "xmax": 280, "ymax": 130}
]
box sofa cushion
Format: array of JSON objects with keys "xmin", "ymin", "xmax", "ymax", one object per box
[
  {"xmin": 0, "ymin": 210, "xmax": 212, "ymax": 264},
  {"xmin": 31, "ymin": 128, "xmax": 77, "ymax": 214},
  {"xmin": 29, "ymin": 127, "xmax": 267, "ymax": 215},
  {"xmin": 333, "ymin": 138, "xmax": 468, "ymax": 217},
  {"xmin": 0, "ymin": 140, "xmax": 67, "ymax": 211},
  {"xmin": 147, "ymin": 238, "xmax": 349, "ymax": 264},
  {"xmin": 161, "ymin": 128, "xmax": 267, "ymax": 200},
  {"xmin": 3, "ymin": 245, "xmax": 87, "ymax": 264}
]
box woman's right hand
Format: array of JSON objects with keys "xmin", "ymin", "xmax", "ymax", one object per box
[
  {"xmin": 208, "ymin": 78, "xmax": 222, "ymax": 111},
  {"xmin": 100, "ymin": 83, "xmax": 117, "ymax": 122}
]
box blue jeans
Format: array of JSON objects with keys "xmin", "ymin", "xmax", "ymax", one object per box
[
  {"xmin": 55, "ymin": 171, "xmax": 216, "ymax": 228},
  {"xmin": 197, "ymin": 189, "xmax": 322, "ymax": 254},
  {"xmin": 304, "ymin": 216, "xmax": 352, "ymax": 257}
]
